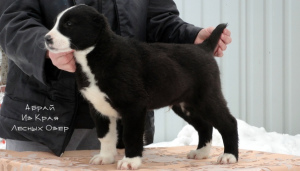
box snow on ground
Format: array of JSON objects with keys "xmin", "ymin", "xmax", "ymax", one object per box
[
  {"xmin": 1, "ymin": 119, "xmax": 300, "ymax": 157},
  {"xmin": 146, "ymin": 119, "xmax": 300, "ymax": 156}
]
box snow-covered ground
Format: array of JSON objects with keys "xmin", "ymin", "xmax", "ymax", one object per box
[
  {"xmin": 146, "ymin": 119, "xmax": 300, "ymax": 156},
  {"xmin": 1, "ymin": 119, "xmax": 300, "ymax": 157}
]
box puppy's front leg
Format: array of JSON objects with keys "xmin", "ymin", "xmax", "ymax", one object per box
[
  {"xmin": 89, "ymin": 108, "xmax": 118, "ymax": 165},
  {"xmin": 117, "ymin": 109, "xmax": 146, "ymax": 170}
]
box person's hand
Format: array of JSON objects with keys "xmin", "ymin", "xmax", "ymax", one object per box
[
  {"xmin": 194, "ymin": 27, "xmax": 232, "ymax": 57},
  {"xmin": 47, "ymin": 50, "xmax": 76, "ymax": 72}
]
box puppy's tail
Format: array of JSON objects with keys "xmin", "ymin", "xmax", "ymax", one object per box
[{"xmin": 199, "ymin": 23, "xmax": 227, "ymax": 54}]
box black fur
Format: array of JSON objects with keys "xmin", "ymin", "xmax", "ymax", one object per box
[{"xmin": 50, "ymin": 5, "xmax": 238, "ymax": 162}]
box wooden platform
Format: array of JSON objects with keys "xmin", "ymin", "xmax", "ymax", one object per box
[{"xmin": 1, "ymin": 146, "xmax": 300, "ymax": 170}]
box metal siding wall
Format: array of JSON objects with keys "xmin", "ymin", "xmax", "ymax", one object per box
[
  {"xmin": 154, "ymin": 0, "xmax": 300, "ymax": 143},
  {"xmin": 288, "ymin": 0, "xmax": 300, "ymax": 135}
]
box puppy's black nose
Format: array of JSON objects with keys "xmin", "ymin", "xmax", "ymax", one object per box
[{"xmin": 44, "ymin": 35, "xmax": 53, "ymax": 44}]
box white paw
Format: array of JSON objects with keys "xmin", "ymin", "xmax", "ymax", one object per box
[
  {"xmin": 89, "ymin": 153, "xmax": 115, "ymax": 165},
  {"xmin": 187, "ymin": 150, "xmax": 210, "ymax": 159},
  {"xmin": 217, "ymin": 153, "xmax": 237, "ymax": 164},
  {"xmin": 117, "ymin": 156, "xmax": 142, "ymax": 170},
  {"xmin": 187, "ymin": 142, "xmax": 211, "ymax": 159}
]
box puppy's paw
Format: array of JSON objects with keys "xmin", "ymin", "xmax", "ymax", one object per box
[
  {"xmin": 187, "ymin": 149, "xmax": 210, "ymax": 159},
  {"xmin": 89, "ymin": 153, "xmax": 115, "ymax": 165},
  {"xmin": 217, "ymin": 153, "xmax": 237, "ymax": 164},
  {"xmin": 117, "ymin": 156, "xmax": 142, "ymax": 170},
  {"xmin": 187, "ymin": 142, "xmax": 211, "ymax": 159}
]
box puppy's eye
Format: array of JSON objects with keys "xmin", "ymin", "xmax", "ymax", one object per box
[{"xmin": 65, "ymin": 21, "xmax": 73, "ymax": 27}]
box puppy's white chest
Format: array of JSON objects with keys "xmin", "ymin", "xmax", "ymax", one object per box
[
  {"xmin": 75, "ymin": 48, "xmax": 119, "ymax": 118},
  {"xmin": 80, "ymin": 86, "xmax": 118, "ymax": 118}
]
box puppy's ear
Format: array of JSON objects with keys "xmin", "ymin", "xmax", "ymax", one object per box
[
  {"xmin": 92, "ymin": 15, "xmax": 100, "ymax": 23},
  {"xmin": 92, "ymin": 14, "xmax": 109, "ymax": 32},
  {"xmin": 92, "ymin": 14, "xmax": 104, "ymax": 23}
]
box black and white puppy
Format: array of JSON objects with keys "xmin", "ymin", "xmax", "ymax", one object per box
[{"xmin": 45, "ymin": 5, "xmax": 238, "ymax": 170}]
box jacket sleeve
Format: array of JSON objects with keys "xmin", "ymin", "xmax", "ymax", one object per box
[
  {"xmin": 0, "ymin": 0, "xmax": 49, "ymax": 85},
  {"xmin": 147, "ymin": 0, "xmax": 202, "ymax": 44}
]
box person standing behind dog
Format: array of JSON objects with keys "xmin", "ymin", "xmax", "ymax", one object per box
[{"xmin": 0, "ymin": 0, "xmax": 231, "ymax": 156}]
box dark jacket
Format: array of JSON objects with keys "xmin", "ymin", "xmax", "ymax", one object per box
[{"xmin": 0, "ymin": 0, "xmax": 201, "ymax": 156}]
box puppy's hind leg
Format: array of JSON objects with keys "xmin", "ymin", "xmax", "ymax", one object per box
[
  {"xmin": 201, "ymin": 95, "xmax": 239, "ymax": 164},
  {"xmin": 172, "ymin": 104, "xmax": 213, "ymax": 160},
  {"xmin": 89, "ymin": 106, "xmax": 118, "ymax": 165}
]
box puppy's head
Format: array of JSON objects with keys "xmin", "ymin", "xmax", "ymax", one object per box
[{"xmin": 45, "ymin": 5, "xmax": 107, "ymax": 53}]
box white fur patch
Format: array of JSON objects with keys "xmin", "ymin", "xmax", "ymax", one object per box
[
  {"xmin": 187, "ymin": 141, "xmax": 211, "ymax": 159},
  {"xmin": 179, "ymin": 102, "xmax": 190, "ymax": 116},
  {"xmin": 117, "ymin": 156, "xmax": 142, "ymax": 170},
  {"xmin": 217, "ymin": 153, "xmax": 237, "ymax": 164},
  {"xmin": 45, "ymin": 6, "xmax": 76, "ymax": 53},
  {"xmin": 74, "ymin": 48, "xmax": 119, "ymax": 118},
  {"xmin": 90, "ymin": 117, "xmax": 118, "ymax": 165}
]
